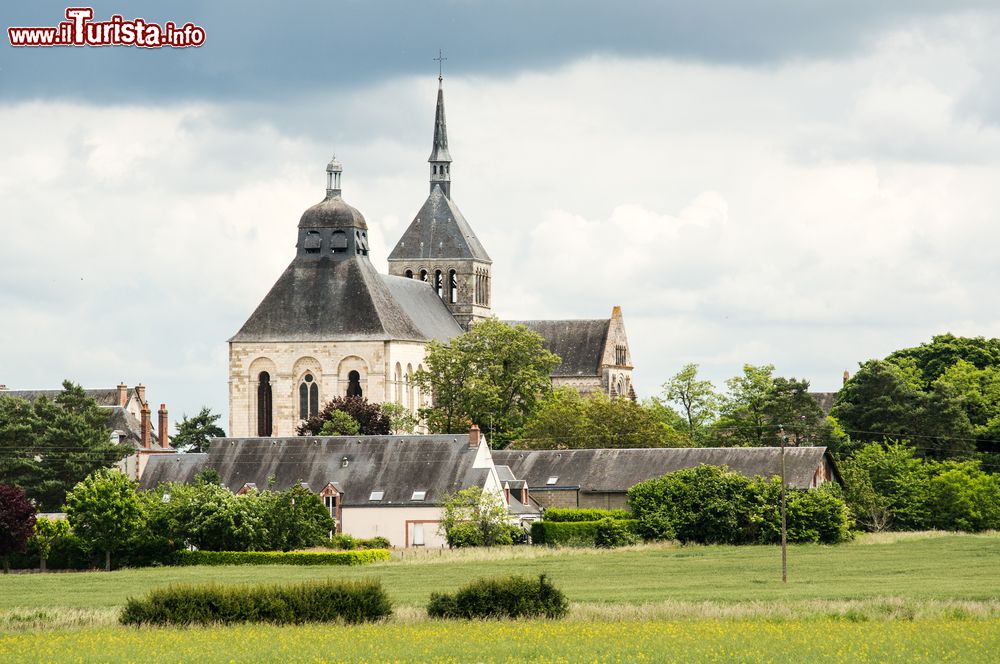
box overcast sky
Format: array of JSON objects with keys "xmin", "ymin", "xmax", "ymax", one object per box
[{"xmin": 3, "ymin": 1, "xmax": 1000, "ymax": 434}]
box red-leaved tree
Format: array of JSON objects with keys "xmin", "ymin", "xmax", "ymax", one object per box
[
  {"xmin": 0, "ymin": 485, "xmax": 37, "ymax": 573},
  {"xmin": 296, "ymin": 396, "xmax": 391, "ymax": 436}
]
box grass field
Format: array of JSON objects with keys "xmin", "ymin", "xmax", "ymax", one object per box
[{"xmin": 1, "ymin": 532, "xmax": 997, "ymax": 662}]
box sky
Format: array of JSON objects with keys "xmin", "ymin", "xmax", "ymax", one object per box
[{"xmin": 3, "ymin": 1, "xmax": 1000, "ymax": 435}]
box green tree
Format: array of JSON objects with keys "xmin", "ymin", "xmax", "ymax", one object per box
[
  {"xmin": 380, "ymin": 402, "xmax": 419, "ymax": 434},
  {"xmin": 886, "ymin": 333, "xmax": 1000, "ymax": 387},
  {"xmin": 297, "ymin": 397, "xmax": 390, "ymax": 436},
  {"xmin": 32, "ymin": 516, "xmax": 70, "ymax": 572},
  {"xmin": 171, "ymin": 407, "xmax": 225, "ymax": 453},
  {"xmin": 64, "ymin": 469, "xmax": 143, "ymax": 571},
  {"xmin": 716, "ymin": 364, "xmax": 776, "ymax": 446},
  {"xmin": 438, "ymin": 487, "xmax": 512, "ymax": 547},
  {"xmin": 260, "ymin": 485, "xmax": 336, "ymax": 551},
  {"xmin": 0, "ymin": 381, "xmax": 130, "ymax": 511},
  {"xmin": 662, "ymin": 363, "xmax": 719, "ymax": 443},
  {"xmin": 515, "ymin": 389, "xmax": 684, "ymax": 449},
  {"xmin": 0, "ymin": 485, "xmax": 36, "ymax": 573},
  {"xmin": 414, "ymin": 319, "xmax": 560, "ymax": 444},
  {"xmin": 839, "ymin": 442, "xmax": 931, "ymax": 531},
  {"xmin": 318, "ymin": 411, "xmax": 361, "ymax": 436},
  {"xmin": 923, "ymin": 460, "xmax": 1000, "ymax": 532}
]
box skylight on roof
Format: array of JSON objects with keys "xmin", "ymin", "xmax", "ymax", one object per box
[
  {"xmin": 546, "ymin": 476, "xmax": 558, "ymax": 485},
  {"xmin": 369, "ymin": 491, "xmax": 384, "ymax": 501},
  {"xmin": 411, "ymin": 490, "xmax": 426, "ymax": 501}
]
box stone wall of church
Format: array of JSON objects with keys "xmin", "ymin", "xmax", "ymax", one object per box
[{"xmin": 229, "ymin": 340, "xmax": 430, "ymax": 438}]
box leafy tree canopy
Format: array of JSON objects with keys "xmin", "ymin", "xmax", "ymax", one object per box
[
  {"xmin": 0, "ymin": 381, "xmax": 130, "ymax": 511},
  {"xmin": 661, "ymin": 363, "xmax": 719, "ymax": 443},
  {"xmin": 515, "ymin": 388, "xmax": 685, "ymax": 449},
  {"xmin": 0, "ymin": 484, "xmax": 36, "ymax": 573},
  {"xmin": 318, "ymin": 411, "xmax": 361, "ymax": 436},
  {"xmin": 414, "ymin": 319, "xmax": 560, "ymax": 445},
  {"xmin": 171, "ymin": 407, "xmax": 225, "ymax": 453},
  {"xmin": 64, "ymin": 468, "xmax": 143, "ymax": 571},
  {"xmin": 297, "ymin": 397, "xmax": 390, "ymax": 436},
  {"xmin": 438, "ymin": 487, "xmax": 513, "ymax": 547}
]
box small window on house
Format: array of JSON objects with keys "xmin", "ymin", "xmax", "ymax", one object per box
[
  {"xmin": 303, "ymin": 231, "xmax": 321, "ymax": 254},
  {"xmin": 369, "ymin": 490, "xmax": 384, "ymax": 501},
  {"xmin": 411, "ymin": 490, "xmax": 426, "ymax": 501},
  {"xmin": 412, "ymin": 522, "xmax": 425, "ymax": 546},
  {"xmin": 331, "ymin": 230, "xmax": 348, "ymax": 253},
  {"xmin": 546, "ymin": 476, "xmax": 558, "ymax": 485}
]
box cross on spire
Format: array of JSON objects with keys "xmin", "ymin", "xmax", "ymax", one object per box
[{"xmin": 434, "ymin": 49, "xmax": 447, "ymax": 82}]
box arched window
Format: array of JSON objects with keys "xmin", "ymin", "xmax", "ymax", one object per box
[
  {"xmin": 420, "ymin": 269, "xmax": 428, "ymax": 282},
  {"xmin": 448, "ymin": 269, "xmax": 458, "ymax": 304},
  {"xmin": 434, "ymin": 270, "xmax": 443, "ymax": 299},
  {"xmin": 331, "ymin": 230, "xmax": 348, "ymax": 253},
  {"xmin": 405, "ymin": 269, "xmax": 413, "ymax": 279},
  {"xmin": 347, "ymin": 370, "xmax": 362, "ymax": 397},
  {"xmin": 303, "ymin": 231, "xmax": 321, "ymax": 254},
  {"xmin": 257, "ymin": 372, "xmax": 272, "ymax": 436},
  {"xmin": 299, "ymin": 373, "xmax": 319, "ymax": 420},
  {"xmin": 394, "ymin": 363, "xmax": 403, "ymax": 404},
  {"xmin": 406, "ymin": 363, "xmax": 414, "ymax": 414}
]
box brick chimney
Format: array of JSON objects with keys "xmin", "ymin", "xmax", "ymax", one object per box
[
  {"xmin": 503, "ymin": 483, "xmax": 511, "ymax": 505},
  {"xmin": 521, "ymin": 485, "xmax": 529, "ymax": 505},
  {"xmin": 158, "ymin": 404, "xmax": 169, "ymax": 449},
  {"xmin": 469, "ymin": 424, "xmax": 480, "ymax": 449},
  {"xmin": 843, "ymin": 370, "xmax": 850, "ymax": 386},
  {"xmin": 140, "ymin": 403, "xmax": 151, "ymax": 449},
  {"xmin": 117, "ymin": 382, "xmax": 128, "ymax": 407},
  {"xmin": 135, "ymin": 384, "xmax": 146, "ymax": 405}
]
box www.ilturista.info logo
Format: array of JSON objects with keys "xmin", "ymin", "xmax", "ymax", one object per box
[{"xmin": 8, "ymin": 7, "xmax": 205, "ymax": 48}]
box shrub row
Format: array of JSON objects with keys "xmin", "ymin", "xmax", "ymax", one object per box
[
  {"xmin": 325, "ymin": 534, "xmax": 392, "ymax": 550},
  {"xmin": 541, "ymin": 508, "xmax": 631, "ymax": 523},
  {"xmin": 120, "ymin": 578, "xmax": 391, "ymax": 626},
  {"xmin": 530, "ymin": 519, "xmax": 639, "ymax": 547},
  {"xmin": 628, "ymin": 465, "xmax": 852, "ymax": 545},
  {"xmin": 173, "ymin": 549, "xmax": 390, "ymax": 566},
  {"xmin": 427, "ymin": 574, "xmax": 568, "ymax": 619}
]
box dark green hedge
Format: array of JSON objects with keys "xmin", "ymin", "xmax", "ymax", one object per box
[
  {"xmin": 427, "ymin": 574, "xmax": 568, "ymax": 619},
  {"xmin": 542, "ymin": 508, "xmax": 632, "ymax": 522},
  {"xmin": 120, "ymin": 578, "xmax": 391, "ymax": 626},
  {"xmin": 530, "ymin": 519, "xmax": 639, "ymax": 546},
  {"xmin": 173, "ymin": 549, "xmax": 390, "ymax": 566}
]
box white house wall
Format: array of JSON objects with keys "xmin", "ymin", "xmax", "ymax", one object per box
[{"xmin": 341, "ymin": 505, "xmax": 447, "ymax": 548}]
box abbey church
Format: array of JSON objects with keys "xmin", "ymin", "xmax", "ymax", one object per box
[{"xmin": 227, "ymin": 78, "xmax": 635, "ymax": 438}]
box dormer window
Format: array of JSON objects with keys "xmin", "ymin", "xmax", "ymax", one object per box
[
  {"xmin": 546, "ymin": 476, "xmax": 558, "ymax": 485},
  {"xmin": 331, "ymin": 230, "xmax": 348, "ymax": 253},
  {"xmin": 411, "ymin": 490, "xmax": 426, "ymax": 501},
  {"xmin": 304, "ymin": 231, "xmax": 321, "ymax": 254},
  {"xmin": 369, "ymin": 490, "xmax": 384, "ymax": 501}
]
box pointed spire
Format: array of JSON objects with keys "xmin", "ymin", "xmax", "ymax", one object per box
[{"xmin": 428, "ymin": 64, "xmax": 452, "ymax": 197}]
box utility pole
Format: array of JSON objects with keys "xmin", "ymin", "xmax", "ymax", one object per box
[{"xmin": 779, "ymin": 424, "xmax": 787, "ymax": 584}]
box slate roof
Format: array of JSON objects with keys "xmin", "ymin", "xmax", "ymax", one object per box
[
  {"xmin": 429, "ymin": 83, "xmax": 452, "ymax": 163},
  {"xmin": 492, "ymin": 447, "xmax": 835, "ymax": 492},
  {"xmin": 811, "ymin": 392, "xmax": 838, "ymax": 415},
  {"xmin": 505, "ymin": 319, "xmax": 611, "ymax": 376},
  {"xmin": 106, "ymin": 405, "xmax": 165, "ymax": 448},
  {"xmin": 2, "ymin": 388, "xmax": 133, "ymax": 407},
  {"xmin": 381, "ymin": 275, "xmax": 464, "ymax": 342},
  {"xmin": 387, "ymin": 186, "xmax": 491, "ymax": 262},
  {"xmin": 140, "ymin": 435, "xmax": 489, "ymax": 507},
  {"xmin": 230, "ymin": 256, "xmax": 432, "ymax": 343}
]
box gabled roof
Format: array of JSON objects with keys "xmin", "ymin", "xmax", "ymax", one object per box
[
  {"xmin": 2, "ymin": 388, "xmax": 135, "ymax": 407},
  {"xmin": 387, "ymin": 186, "xmax": 491, "ymax": 262},
  {"xmin": 381, "ymin": 275, "xmax": 463, "ymax": 342},
  {"xmin": 230, "ymin": 256, "xmax": 430, "ymax": 343},
  {"xmin": 106, "ymin": 405, "xmax": 167, "ymax": 449},
  {"xmin": 505, "ymin": 319, "xmax": 611, "ymax": 376},
  {"xmin": 140, "ymin": 435, "xmax": 489, "ymax": 507},
  {"xmin": 492, "ymin": 447, "xmax": 834, "ymax": 492}
]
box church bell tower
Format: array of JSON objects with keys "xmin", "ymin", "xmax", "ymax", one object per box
[{"xmin": 387, "ymin": 73, "xmax": 493, "ymax": 330}]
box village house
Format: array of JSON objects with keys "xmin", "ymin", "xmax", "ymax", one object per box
[{"xmin": 492, "ymin": 447, "xmax": 840, "ymax": 510}]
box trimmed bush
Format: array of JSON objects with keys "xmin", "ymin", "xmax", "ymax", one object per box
[
  {"xmin": 427, "ymin": 574, "xmax": 568, "ymax": 619},
  {"xmin": 530, "ymin": 520, "xmax": 639, "ymax": 547},
  {"xmin": 543, "ymin": 508, "xmax": 631, "ymax": 523},
  {"xmin": 594, "ymin": 518, "xmax": 639, "ymax": 547},
  {"xmin": 173, "ymin": 549, "xmax": 389, "ymax": 566},
  {"xmin": 120, "ymin": 578, "xmax": 391, "ymax": 626},
  {"xmin": 325, "ymin": 535, "xmax": 393, "ymax": 550}
]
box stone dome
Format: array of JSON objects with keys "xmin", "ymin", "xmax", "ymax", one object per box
[{"xmin": 298, "ymin": 194, "xmax": 367, "ymax": 230}]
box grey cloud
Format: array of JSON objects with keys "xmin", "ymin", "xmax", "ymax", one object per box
[{"xmin": 2, "ymin": 0, "xmax": 994, "ymax": 103}]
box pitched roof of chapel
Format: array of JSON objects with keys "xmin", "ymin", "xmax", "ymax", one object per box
[
  {"xmin": 504, "ymin": 319, "xmax": 611, "ymax": 377},
  {"xmin": 140, "ymin": 435, "xmax": 489, "ymax": 507},
  {"xmin": 230, "ymin": 255, "xmax": 440, "ymax": 343},
  {"xmin": 381, "ymin": 275, "xmax": 463, "ymax": 341},
  {"xmin": 387, "ymin": 186, "xmax": 491, "ymax": 263},
  {"xmin": 492, "ymin": 447, "xmax": 835, "ymax": 492}
]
